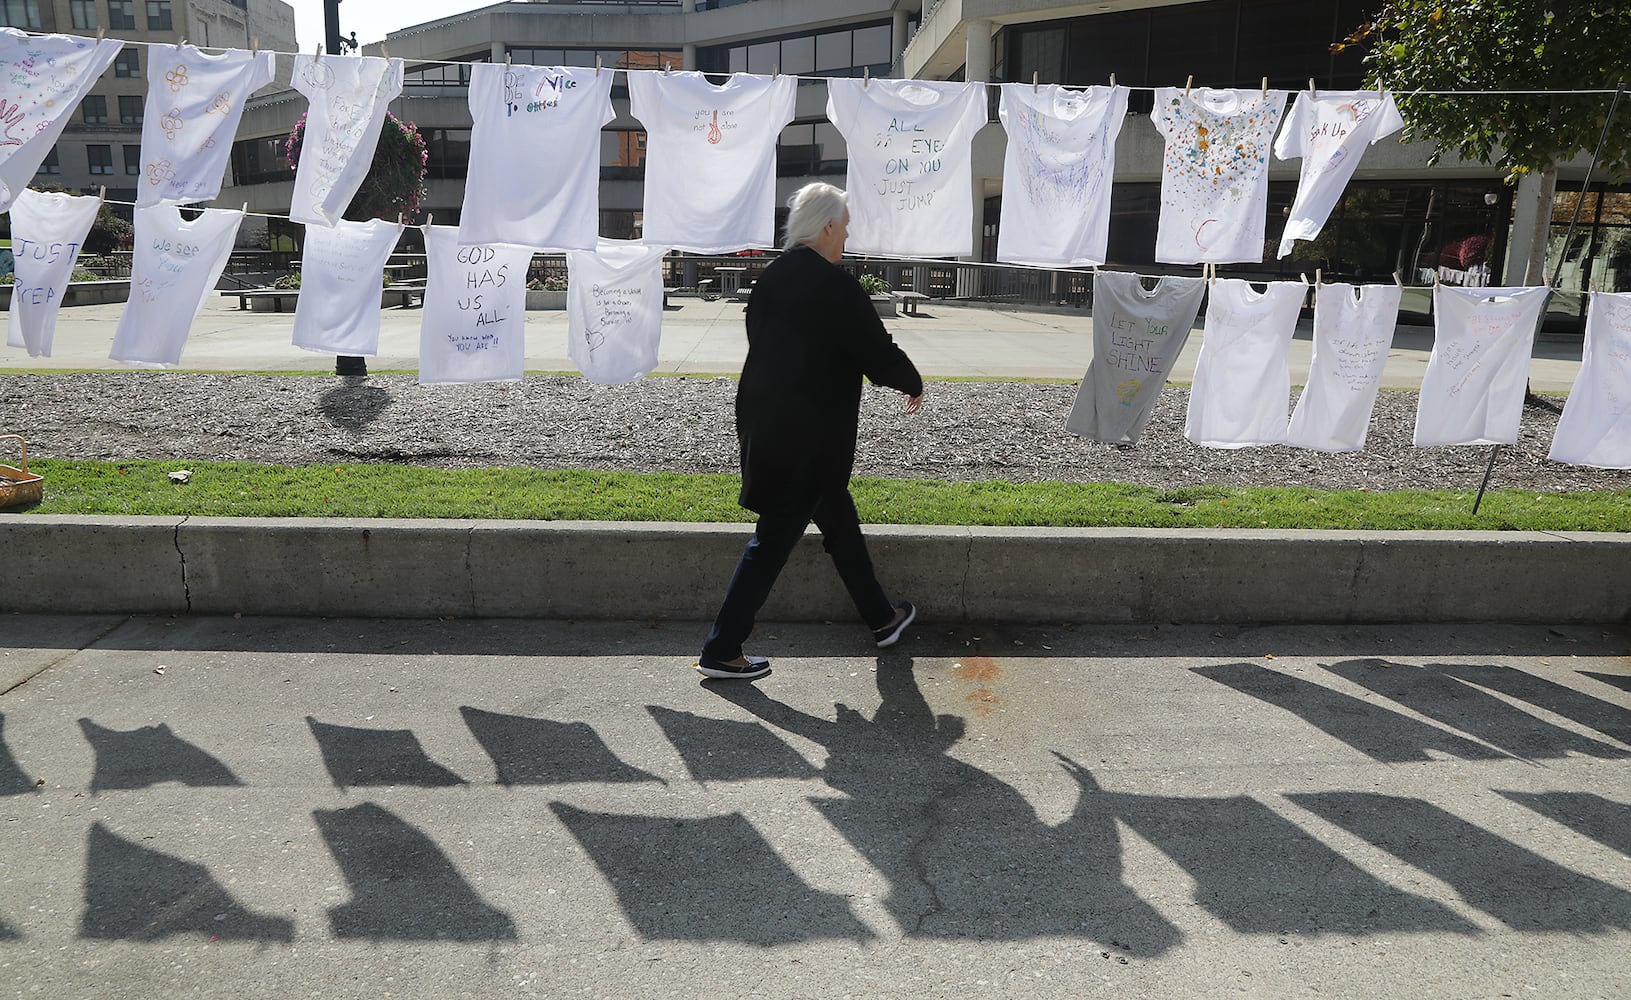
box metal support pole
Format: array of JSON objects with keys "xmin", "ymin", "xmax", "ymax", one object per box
[
  {"xmin": 322, "ymin": 0, "xmax": 367, "ymax": 378},
  {"xmin": 1472, "ymin": 82, "xmax": 1624, "ymax": 515}
]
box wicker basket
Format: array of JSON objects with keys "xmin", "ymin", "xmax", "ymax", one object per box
[{"xmin": 0, "ymin": 435, "xmax": 43, "ymax": 510}]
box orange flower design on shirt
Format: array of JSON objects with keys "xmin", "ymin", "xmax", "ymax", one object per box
[
  {"xmin": 207, "ymin": 92, "xmax": 231, "ymax": 115},
  {"xmin": 161, "ymin": 108, "xmax": 183, "ymax": 140},
  {"xmin": 165, "ymin": 64, "xmax": 189, "ymax": 92},
  {"xmin": 146, "ymin": 158, "xmax": 176, "ymax": 186}
]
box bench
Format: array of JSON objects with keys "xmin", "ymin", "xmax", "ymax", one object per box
[
  {"xmin": 222, "ymin": 286, "xmax": 426, "ymax": 311},
  {"xmin": 222, "ymin": 288, "xmax": 300, "ymax": 312},
  {"xmin": 730, "ymin": 281, "xmax": 755, "ymax": 302},
  {"xmin": 892, "ymin": 290, "xmax": 929, "ymax": 316}
]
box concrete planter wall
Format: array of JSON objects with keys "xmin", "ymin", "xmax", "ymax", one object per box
[
  {"xmin": 0, "ymin": 279, "xmax": 131, "ymax": 308},
  {"xmin": 526, "ymin": 289, "xmax": 568, "ymax": 310},
  {"xmin": 871, "ymin": 294, "xmax": 896, "ymax": 317}
]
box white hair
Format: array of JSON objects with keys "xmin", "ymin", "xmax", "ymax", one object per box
[{"xmin": 782, "ymin": 182, "xmax": 848, "ymax": 250}]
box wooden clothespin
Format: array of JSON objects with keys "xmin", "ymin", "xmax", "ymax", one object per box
[
  {"xmin": 425, "ymin": 212, "xmax": 434, "ymax": 230},
  {"xmin": 1261, "ymin": 76, "xmax": 1268, "ymax": 98},
  {"xmin": 1308, "ymin": 77, "xmax": 1317, "ymax": 98},
  {"xmin": 505, "ymin": 50, "xmax": 512, "ymax": 67},
  {"xmin": 1185, "ymin": 75, "xmax": 1193, "ymax": 95},
  {"xmin": 381, "ymin": 43, "xmax": 389, "ymax": 60},
  {"xmin": 1393, "ymin": 270, "xmax": 1402, "ymax": 287},
  {"xmin": 315, "ymin": 43, "xmax": 324, "ymax": 63},
  {"xmin": 595, "ymin": 54, "xmax": 602, "ymax": 76},
  {"xmin": 772, "ymin": 62, "xmax": 778, "ymax": 78},
  {"xmin": 240, "ymin": 202, "xmax": 248, "ymax": 217},
  {"xmin": 98, "ymin": 185, "xmax": 106, "ymax": 203},
  {"xmin": 664, "ymin": 62, "xmax": 671, "ymax": 75},
  {"xmin": 1109, "ymin": 73, "xmax": 1116, "ymax": 88},
  {"xmin": 1032, "ymin": 71, "xmax": 1039, "ymax": 94},
  {"xmin": 178, "ymin": 37, "xmax": 187, "ymax": 48},
  {"xmin": 250, "ymin": 36, "xmax": 258, "ymax": 55},
  {"xmin": 96, "ymin": 27, "xmax": 105, "ymax": 41},
  {"xmin": 396, "ymin": 212, "xmax": 403, "ymax": 225},
  {"xmin": 863, "ymin": 66, "xmax": 870, "ymax": 88},
  {"xmin": 1299, "ymin": 272, "xmax": 1308, "ymax": 285},
  {"xmin": 1315, "ymin": 268, "xmax": 1322, "ymax": 286}
]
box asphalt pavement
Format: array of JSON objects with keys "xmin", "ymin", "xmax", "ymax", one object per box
[{"xmin": 2, "ymin": 613, "xmax": 1627, "ymax": 998}]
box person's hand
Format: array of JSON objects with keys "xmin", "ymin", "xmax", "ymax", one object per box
[{"xmin": 903, "ymin": 391, "xmax": 923, "ymax": 415}]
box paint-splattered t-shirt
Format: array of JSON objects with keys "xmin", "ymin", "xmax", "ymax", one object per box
[{"xmin": 1152, "ymin": 87, "xmax": 1287, "ymax": 265}]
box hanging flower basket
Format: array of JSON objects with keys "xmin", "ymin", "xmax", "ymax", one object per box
[{"xmin": 284, "ymin": 111, "xmax": 429, "ymax": 222}]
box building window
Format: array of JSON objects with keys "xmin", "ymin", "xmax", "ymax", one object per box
[
  {"xmin": 228, "ymin": 135, "xmax": 294, "ymax": 185},
  {"xmin": 0, "ymin": 0, "xmax": 42, "ymax": 29},
  {"xmin": 107, "ymin": 0, "xmax": 135, "ymax": 30},
  {"xmin": 115, "ymin": 49, "xmax": 140, "ymax": 78},
  {"xmin": 709, "ymin": 24, "xmax": 892, "ymax": 81},
  {"xmin": 35, "ymin": 147, "xmax": 60, "ymax": 175},
  {"xmin": 144, "ymin": 0, "xmax": 170, "ymax": 31},
  {"xmin": 119, "ymin": 95, "xmax": 143, "ymax": 125},
  {"xmin": 403, "ymin": 52, "xmax": 488, "ymax": 89},
  {"xmin": 123, "ymin": 144, "xmax": 142, "ymax": 175},
  {"xmin": 71, "ymin": 0, "xmax": 97, "ymax": 30},
  {"xmin": 88, "ymin": 145, "xmax": 115, "ymax": 175},
  {"xmin": 424, "ymin": 128, "xmax": 470, "ymax": 179},
  {"xmin": 82, "ymin": 95, "xmax": 109, "ymax": 125}
]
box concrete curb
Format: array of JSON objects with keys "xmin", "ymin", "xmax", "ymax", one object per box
[{"xmin": 4, "ymin": 516, "xmax": 1628, "ymax": 624}]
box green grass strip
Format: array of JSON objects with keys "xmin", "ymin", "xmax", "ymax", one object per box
[{"xmin": 9, "ymin": 459, "xmax": 1627, "ymax": 532}]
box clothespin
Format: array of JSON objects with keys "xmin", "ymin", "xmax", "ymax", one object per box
[
  {"xmin": 397, "ymin": 213, "xmax": 403, "ymax": 225},
  {"xmin": 178, "ymin": 37, "xmax": 187, "ymax": 48},
  {"xmin": 1032, "ymin": 71, "xmax": 1039, "ymax": 94},
  {"xmin": 772, "ymin": 63, "xmax": 778, "ymax": 78},
  {"xmin": 505, "ymin": 50, "xmax": 512, "ymax": 67},
  {"xmin": 1393, "ymin": 270, "xmax": 1402, "ymax": 287},
  {"xmin": 240, "ymin": 202, "xmax": 248, "ymax": 217},
  {"xmin": 425, "ymin": 212, "xmax": 434, "ymax": 230},
  {"xmin": 98, "ymin": 185, "xmax": 105, "ymax": 203},
  {"xmin": 96, "ymin": 27, "xmax": 105, "ymax": 41},
  {"xmin": 250, "ymin": 36, "xmax": 258, "ymax": 55},
  {"xmin": 1185, "ymin": 74, "xmax": 1193, "ymax": 95},
  {"xmin": 595, "ymin": 55, "xmax": 602, "ymax": 76},
  {"xmin": 315, "ymin": 43, "xmax": 323, "ymax": 63},
  {"xmin": 1315, "ymin": 268, "xmax": 1322, "ymax": 286},
  {"xmin": 1308, "ymin": 77, "xmax": 1316, "ymax": 98},
  {"xmin": 664, "ymin": 62, "xmax": 671, "ymax": 75},
  {"xmin": 1261, "ymin": 76, "xmax": 1268, "ymax": 98},
  {"xmin": 863, "ymin": 66, "xmax": 870, "ymax": 88},
  {"xmin": 1109, "ymin": 73, "xmax": 1116, "ymax": 87},
  {"xmin": 1299, "ymin": 272, "xmax": 1308, "ymax": 285},
  {"xmin": 381, "ymin": 43, "xmax": 389, "ymax": 60}
]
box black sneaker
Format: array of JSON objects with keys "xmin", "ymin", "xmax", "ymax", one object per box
[
  {"xmin": 695, "ymin": 654, "xmax": 772, "ymax": 680},
  {"xmin": 873, "ymin": 602, "xmax": 917, "ymax": 648}
]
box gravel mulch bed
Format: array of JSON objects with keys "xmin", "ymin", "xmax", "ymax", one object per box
[{"xmin": 2, "ymin": 372, "xmax": 1628, "ymax": 494}]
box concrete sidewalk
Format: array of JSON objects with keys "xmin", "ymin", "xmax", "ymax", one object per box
[
  {"xmin": 0, "ymin": 295, "xmax": 1593, "ymax": 393},
  {"xmin": 1, "ymin": 614, "xmax": 1626, "ymax": 998}
]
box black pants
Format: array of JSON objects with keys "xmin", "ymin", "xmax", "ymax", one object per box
[{"xmin": 701, "ymin": 489, "xmax": 895, "ymax": 660}]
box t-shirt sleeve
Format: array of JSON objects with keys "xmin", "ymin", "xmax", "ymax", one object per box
[
  {"xmin": 468, "ymin": 62, "xmax": 495, "ymax": 123},
  {"xmin": 1273, "ymin": 93, "xmax": 1308, "ymax": 161},
  {"xmin": 824, "ymin": 78, "xmax": 857, "ymax": 138},
  {"xmin": 625, "ymin": 69, "xmax": 658, "ymax": 129},
  {"xmin": 1151, "ymin": 87, "xmax": 1178, "ymax": 139},
  {"xmin": 1372, "ymin": 91, "xmax": 1406, "ymax": 143},
  {"xmin": 768, "ymin": 74, "xmax": 798, "ymax": 130},
  {"xmin": 960, "ymin": 80, "xmax": 988, "ymax": 136},
  {"xmin": 588, "ymin": 67, "xmax": 617, "ymax": 128}
]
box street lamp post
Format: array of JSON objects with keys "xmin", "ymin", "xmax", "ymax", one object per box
[{"xmin": 323, "ymin": 0, "xmax": 368, "ymax": 378}]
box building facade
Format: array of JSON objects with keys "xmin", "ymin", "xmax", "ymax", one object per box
[{"xmin": 3, "ymin": 0, "xmax": 295, "ymax": 206}]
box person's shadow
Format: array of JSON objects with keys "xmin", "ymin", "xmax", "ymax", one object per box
[{"xmin": 708, "ymin": 656, "xmax": 1180, "ymax": 955}]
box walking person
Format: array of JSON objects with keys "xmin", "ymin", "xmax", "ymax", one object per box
[{"xmin": 697, "ymin": 182, "xmax": 924, "ymax": 680}]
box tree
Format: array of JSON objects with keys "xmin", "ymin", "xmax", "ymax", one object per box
[
  {"xmin": 1338, "ymin": 2, "xmax": 1631, "ymax": 283},
  {"xmin": 283, "ymin": 111, "xmax": 429, "ymax": 226}
]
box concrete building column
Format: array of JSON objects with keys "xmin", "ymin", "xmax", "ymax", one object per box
[
  {"xmin": 490, "ymin": 41, "xmax": 505, "ymax": 64},
  {"xmin": 958, "ymin": 19, "xmax": 995, "ymax": 298},
  {"xmin": 683, "ymin": 43, "xmax": 697, "ymax": 70},
  {"xmin": 1505, "ymin": 171, "xmax": 1548, "ymax": 285},
  {"xmin": 892, "ymin": 7, "xmax": 910, "ymax": 67}
]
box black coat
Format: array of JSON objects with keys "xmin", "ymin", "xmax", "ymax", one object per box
[{"xmin": 735, "ymin": 245, "xmax": 923, "ymax": 515}]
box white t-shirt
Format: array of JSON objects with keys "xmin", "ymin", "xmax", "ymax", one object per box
[
  {"xmin": 566, "ymin": 239, "xmax": 670, "ymax": 384},
  {"xmin": 0, "ymin": 31, "xmax": 123, "ymax": 210},
  {"xmin": 1549, "ymin": 291, "xmax": 1631, "ymax": 469},
  {"xmin": 290, "ymin": 54, "xmax": 404, "ymax": 226},
  {"xmin": 827, "ymin": 78, "xmax": 987, "ymax": 258},
  {"xmin": 627, "ymin": 71, "xmax": 796, "ymax": 253},
  {"xmin": 418, "ymin": 225, "xmax": 531, "ymax": 385},
  {"xmin": 1286, "ymin": 282, "xmax": 1403, "ymax": 452},
  {"xmin": 1065, "ymin": 271, "xmax": 1207, "ymax": 445},
  {"xmin": 138, "ymin": 45, "xmax": 275, "ymax": 207},
  {"xmin": 4, "ymin": 189, "xmax": 100, "ymax": 358},
  {"xmin": 1184, "ymin": 278, "xmax": 1306, "ymax": 448},
  {"xmin": 109, "ymin": 204, "xmax": 243, "ymax": 365},
  {"xmin": 291, "ymin": 218, "xmax": 405, "ymax": 356},
  {"xmin": 1413, "ymin": 284, "xmax": 1548, "ymax": 447},
  {"xmin": 1153, "ymin": 87, "xmax": 1288, "ymax": 264},
  {"xmin": 996, "ymin": 84, "xmax": 1128, "ymax": 267},
  {"xmin": 1274, "ymin": 91, "xmax": 1404, "ymax": 258},
  {"xmin": 460, "ymin": 65, "xmax": 615, "ymax": 250}
]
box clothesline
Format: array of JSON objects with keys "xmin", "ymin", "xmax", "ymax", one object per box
[{"xmin": 10, "ymin": 28, "xmax": 1628, "ymax": 96}]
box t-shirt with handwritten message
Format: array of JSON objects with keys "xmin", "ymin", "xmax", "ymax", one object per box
[
  {"xmin": 0, "ymin": 30, "xmax": 122, "ymax": 211},
  {"xmin": 137, "ymin": 44, "xmax": 274, "ymax": 207},
  {"xmin": 1548, "ymin": 291, "xmax": 1631, "ymax": 468},
  {"xmin": 1153, "ymin": 87, "xmax": 1287, "ymax": 264},
  {"xmin": 460, "ymin": 65, "xmax": 615, "ymax": 250},
  {"xmin": 5, "ymin": 189, "xmax": 99, "ymax": 357},
  {"xmin": 1273, "ymin": 91, "xmax": 1403, "ymax": 258},
  {"xmin": 290, "ymin": 54, "xmax": 404, "ymax": 226},
  {"xmin": 996, "ymin": 84, "xmax": 1128, "ymax": 267},
  {"xmin": 418, "ymin": 225, "xmax": 530, "ymax": 385},
  {"xmin": 566, "ymin": 238, "xmax": 670, "ymax": 384},
  {"xmin": 826, "ymin": 78, "xmax": 987, "ymax": 258},
  {"xmin": 1413, "ymin": 285, "xmax": 1548, "ymax": 447},
  {"xmin": 109, "ymin": 203, "xmax": 243, "ymax": 365},
  {"xmin": 627, "ymin": 71, "xmax": 795, "ymax": 253},
  {"xmin": 1286, "ymin": 283, "xmax": 1403, "ymax": 452},
  {"xmin": 291, "ymin": 218, "xmax": 404, "ymax": 356},
  {"xmin": 1065, "ymin": 271, "xmax": 1207, "ymax": 445},
  {"xmin": 1184, "ymin": 279, "xmax": 1306, "ymax": 448}
]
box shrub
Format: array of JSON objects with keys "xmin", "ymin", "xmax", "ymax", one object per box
[
  {"xmin": 272, "ymin": 272, "xmax": 301, "ymax": 289},
  {"xmin": 858, "ymin": 273, "xmax": 892, "ymax": 295}
]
